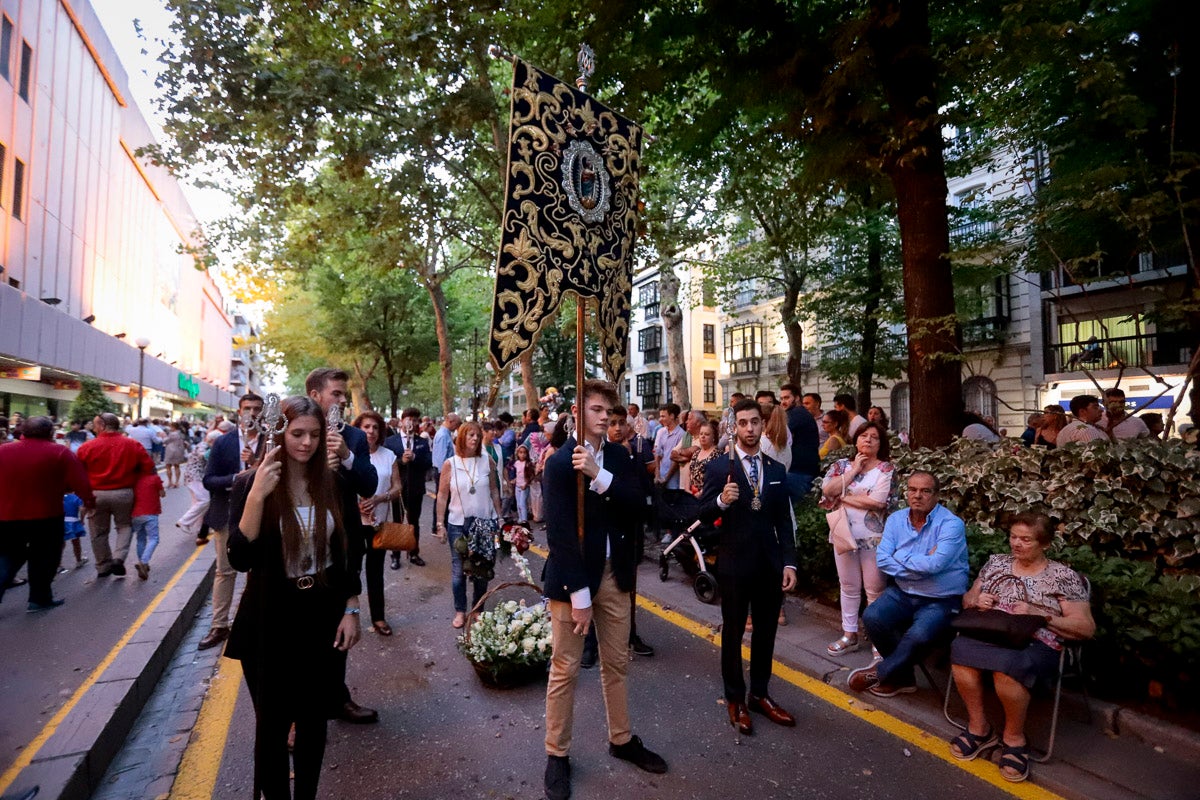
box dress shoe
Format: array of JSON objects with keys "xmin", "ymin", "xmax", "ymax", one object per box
[
  {"xmin": 110, "ymin": 562, "xmax": 127, "ymax": 577},
  {"xmin": 609, "ymin": 734, "xmax": 668, "ymax": 774},
  {"xmin": 135, "ymin": 562, "xmax": 150, "ymax": 581},
  {"xmin": 869, "ymin": 681, "xmax": 917, "ymax": 698},
  {"xmin": 27, "ymin": 598, "xmax": 65, "ymax": 612},
  {"xmin": 727, "ymin": 701, "xmax": 753, "ymax": 735},
  {"xmin": 390, "ymin": 553, "xmax": 402, "ymax": 570},
  {"xmin": 197, "ymin": 627, "xmax": 229, "ymax": 651},
  {"xmin": 847, "ymin": 664, "xmax": 879, "ymax": 693},
  {"xmin": 544, "ymin": 754, "xmax": 571, "ymax": 800},
  {"xmin": 408, "ymin": 554, "xmax": 426, "ymax": 567},
  {"xmin": 747, "ymin": 694, "xmax": 796, "ymax": 727},
  {"xmin": 96, "ymin": 566, "xmax": 114, "ymax": 578},
  {"xmin": 580, "ymin": 643, "xmax": 598, "ymax": 669},
  {"xmin": 338, "ymin": 700, "xmax": 379, "ymax": 724},
  {"xmin": 629, "ymin": 634, "xmax": 654, "ymax": 657}
]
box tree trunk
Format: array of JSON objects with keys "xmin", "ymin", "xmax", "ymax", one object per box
[
  {"xmin": 873, "ymin": 0, "xmax": 961, "ymax": 447},
  {"xmin": 519, "ymin": 350, "xmax": 538, "ymax": 413},
  {"xmin": 857, "ymin": 219, "xmax": 883, "ymax": 411},
  {"xmin": 659, "ymin": 259, "xmax": 691, "ymax": 409},
  {"xmin": 781, "ymin": 279, "xmax": 805, "ymax": 388},
  {"xmin": 424, "ymin": 277, "xmax": 455, "ymax": 416},
  {"xmin": 350, "ymin": 356, "xmax": 378, "ymax": 416}
]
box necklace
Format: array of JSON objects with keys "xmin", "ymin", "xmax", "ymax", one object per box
[
  {"xmin": 294, "ymin": 506, "xmax": 315, "ymax": 573},
  {"xmin": 465, "ymin": 456, "xmax": 479, "ymax": 494}
]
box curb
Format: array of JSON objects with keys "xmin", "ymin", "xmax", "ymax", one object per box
[
  {"xmin": 11, "ymin": 554, "xmax": 215, "ymax": 800},
  {"xmin": 1116, "ymin": 707, "xmax": 1200, "ymax": 759}
]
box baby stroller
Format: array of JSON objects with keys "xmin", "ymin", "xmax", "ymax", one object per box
[{"xmin": 656, "ymin": 489, "xmax": 721, "ymax": 604}]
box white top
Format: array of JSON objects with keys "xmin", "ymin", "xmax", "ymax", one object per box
[
  {"xmin": 847, "ymin": 414, "xmax": 866, "ymax": 440},
  {"xmin": 822, "ymin": 460, "xmax": 894, "ymax": 549},
  {"xmin": 368, "ymin": 447, "xmax": 397, "ymax": 525},
  {"xmin": 1102, "ymin": 414, "xmax": 1150, "ymax": 440},
  {"xmin": 446, "ymin": 455, "xmax": 495, "ymax": 526},
  {"xmin": 1058, "ymin": 421, "xmax": 1107, "ymax": 445},
  {"xmin": 759, "ymin": 428, "xmax": 793, "ymax": 471}
]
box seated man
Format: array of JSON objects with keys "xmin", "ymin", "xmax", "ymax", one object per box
[{"xmin": 848, "ymin": 470, "xmax": 968, "ymax": 697}]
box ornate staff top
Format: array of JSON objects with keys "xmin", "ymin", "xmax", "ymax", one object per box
[
  {"xmin": 255, "ymin": 393, "xmax": 287, "ymax": 451},
  {"xmin": 576, "ymin": 43, "xmax": 595, "ymax": 92},
  {"xmin": 326, "ymin": 403, "xmax": 346, "ymax": 434}
]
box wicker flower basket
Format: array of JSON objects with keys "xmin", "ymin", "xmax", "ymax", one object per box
[{"xmin": 460, "ymin": 581, "xmax": 552, "ymax": 690}]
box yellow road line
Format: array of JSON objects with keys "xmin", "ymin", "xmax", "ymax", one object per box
[
  {"xmin": 169, "ymin": 659, "xmax": 242, "ymax": 800},
  {"xmin": 0, "ymin": 546, "xmax": 208, "ymax": 795},
  {"xmin": 635, "ymin": 595, "xmax": 1066, "ymax": 800}
]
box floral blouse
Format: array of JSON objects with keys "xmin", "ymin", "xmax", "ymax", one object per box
[
  {"xmin": 821, "ymin": 459, "xmax": 894, "ymax": 549},
  {"xmin": 977, "ymin": 554, "xmax": 1089, "ymax": 650}
]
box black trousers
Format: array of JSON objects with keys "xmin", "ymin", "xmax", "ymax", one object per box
[
  {"xmin": 0, "ymin": 516, "xmax": 64, "ymax": 606},
  {"xmin": 242, "ymin": 656, "xmax": 328, "ymax": 800},
  {"xmin": 364, "ymin": 539, "xmax": 386, "ymax": 622},
  {"xmin": 718, "ymin": 563, "xmax": 784, "ymax": 701}
]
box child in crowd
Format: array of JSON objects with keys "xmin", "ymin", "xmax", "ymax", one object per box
[
  {"xmin": 131, "ymin": 471, "xmax": 166, "ymax": 581},
  {"xmin": 505, "ymin": 444, "xmax": 534, "ymax": 526},
  {"xmin": 62, "ymin": 492, "xmax": 89, "ymax": 571}
]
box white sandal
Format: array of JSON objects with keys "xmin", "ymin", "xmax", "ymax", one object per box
[{"xmin": 827, "ymin": 634, "xmax": 861, "ymax": 656}]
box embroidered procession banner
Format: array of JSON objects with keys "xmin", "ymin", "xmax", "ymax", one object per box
[{"xmin": 488, "ymin": 56, "xmax": 643, "ymax": 384}]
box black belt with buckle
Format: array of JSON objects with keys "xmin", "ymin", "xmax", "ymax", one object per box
[{"xmin": 292, "ymin": 575, "xmax": 315, "ymax": 590}]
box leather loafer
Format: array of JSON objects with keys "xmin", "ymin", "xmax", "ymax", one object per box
[
  {"xmin": 609, "ymin": 734, "xmax": 668, "ymax": 774},
  {"xmin": 748, "ymin": 694, "xmax": 796, "ymax": 727},
  {"xmin": 727, "ymin": 701, "xmax": 753, "ymax": 735},
  {"xmin": 197, "ymin": 627, "xmax": 229, "ymax": 651},
  {"xmin": 544, "ymin": 754, "xmax": 571, "ymax": 800},
  {"xmin": 408, "ymin": 554, "xmax": 426, "ymax": 567},
  {"xmin": 338, "ymin": 700, "xmax": 379, "ymax": 724}
]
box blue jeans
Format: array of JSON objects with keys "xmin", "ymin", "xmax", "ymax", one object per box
[
  {"xmin": 447, "ymin": 524, "xmax": 489, "ymax": 613},
  {"xmin": 132, "ymin": 515, "xmax": 160, "ymax": 564},
  {"xmin": 862, "ymin": 584, "xmax": 959, "ymax": 686}
]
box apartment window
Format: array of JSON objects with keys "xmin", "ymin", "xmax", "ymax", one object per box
[
  {"xmin": 0, "ymin": 16, "xmax": 12, "ymax": 82},
  {"xmin": 639, "ymin": 281, "xmax": 660, "ymax": 319},
  {"xmin": 890, "ymin": 382, "xmax": 910, "ymax": 434},
  {"xmin": 665, "ymin": 373, "xmax": 672, "ymax": 404},
  {"xmin": 17, "ymin": 40, "xmax": 31, "ymax": 101},
  {"xmin": 723, "ymin": 324, "xmax": 763, "ymax": 362},
  {"xmin": 703, "ymin": 370, "xmax": 716, "ymax": 404},
  {"xmin": 962, "ymin": 376, "xmax": 998, "ymax": 421},
  {"xmin": 636, "ymin": 372, "xmax": 662, "ymax": 409},
  {"xmin": 638, "ymin": 325, "xmax": 663, "ymax": 364},
  {"xmin": 11, "ymin": 158, "xmax": 24, "ymax": 220},
  {"xmin": 703, "ymin": 324, "xmax": 715, "ymax": 354}
]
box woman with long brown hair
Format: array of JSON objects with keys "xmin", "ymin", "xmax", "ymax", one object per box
[{"xmin": 225, "ymin": 396, "xmax": 362, "ymax": 800}]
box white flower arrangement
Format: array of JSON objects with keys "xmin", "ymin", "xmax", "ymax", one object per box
[{"xmin": 458, "ymin": 597, "xmax": 553, "ymax": 672}]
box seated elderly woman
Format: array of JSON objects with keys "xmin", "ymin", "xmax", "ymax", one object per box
[{"xmin": 948, "ymin": 512, "xmax": 1094, "ymax": 783}]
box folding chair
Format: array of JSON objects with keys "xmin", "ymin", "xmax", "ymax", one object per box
[{"xmin": 942, "ymin": 577, "xmax": 1092, "ymax": 763}]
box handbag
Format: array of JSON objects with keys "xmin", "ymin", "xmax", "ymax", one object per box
[
  {"xmin": 951, "ymin": 574, "xmax": 1049, "ymax": 649},
  {"xmin": 824, "ymin": 471, "xmax": 857, "ymax": 555},
  {"xmin": 372, "ymin": 486, "xmax": 416, "ymax": 551}
]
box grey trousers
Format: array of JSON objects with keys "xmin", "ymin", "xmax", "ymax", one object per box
[{"xmin": 89, "ymin": 488, "xmax": 135, "ymax": 571}]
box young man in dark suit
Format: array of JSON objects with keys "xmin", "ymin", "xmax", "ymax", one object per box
[
  {"xmin": 542, "ymin": 380, "xmax": 667, "ymax": 800},
  {"xmin": 306, "ymin": 368, "xmax": 379, "ymax": 724},
  {"xmin": 198, "ymin": 392, "xmax": 263, "ymax": 651},
  {"xmin": 382, "ymin": 407, "xmax": 432, "ymax": 568},
  {"xmin": 699, "ymin": 397, "xmax": 799, "ymax": 736}
]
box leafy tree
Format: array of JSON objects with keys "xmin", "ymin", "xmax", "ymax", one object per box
[{"xmin": 68, "ymin": 378, "xmax": 118, "ymax": 424}]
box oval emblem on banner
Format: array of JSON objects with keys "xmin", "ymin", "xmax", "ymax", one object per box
[{"xmin": 561, "ymin": 139, "xmax": 611, "ymax": 224}]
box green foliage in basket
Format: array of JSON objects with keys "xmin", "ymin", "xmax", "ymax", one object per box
[{"xmin": 458, "ymin": 599, "xmax": 553, "ymax": 669}]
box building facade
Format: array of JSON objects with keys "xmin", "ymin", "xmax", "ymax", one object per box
[{"xmin": 0, "ymin": 0, "xmax": 236, "ymax": 420}]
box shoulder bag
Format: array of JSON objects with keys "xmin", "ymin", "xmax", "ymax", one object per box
[
  {"xmin": 825, "ymin": 470, "xmax": 857, "ymax": 556},
  {"xmin": 372, "ymin": 460, "xmax": 416, "ymax": 551},
  {"xmin": 951, "ymin": 573, "xmax": 1049, "ymax": 649}
]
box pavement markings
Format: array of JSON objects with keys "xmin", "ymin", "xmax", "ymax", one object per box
[
  {"xmin": 0, "ymin": 545, "xmax": 209, "ymax": 796},
  {"xmin": 169, "ymin": 658, "xmax": 243, "ymax": 800}
]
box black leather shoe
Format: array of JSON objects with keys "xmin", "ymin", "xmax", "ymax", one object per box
[
  {"xmin": 544, "ymin": 755, "xmax": 571, "ymax": 800},
  {"xmin": 609, "ymin": 734, "xmax": 668, "ymax": 774},
  {"xmin": 390, "ymin": 553, "xmax": 402, "ymax": 570},
  {"xmin": 197, "ymin": 627, "xmax": 229, "ymax": 651},
  {"xmin": 27, "ymin": 598, "xmax": 65, "ymax": 612},
  {"xmin": 580, "ymin": 644, "xmax": 598, "ymax": 669},
  {"xmin": 408, "ymin": 554, "xmax": 426, "ymax": 567},
  {"xmin": 629, "ymin": 635, "xmax": 654, "ymax": 657},
  {"xmin": 110, "ymin": 562, "xmax": 126, "ymax": 577},
  {"xmin": 338, "ymin": 701, "xmax": 379, "ymax": 724}
]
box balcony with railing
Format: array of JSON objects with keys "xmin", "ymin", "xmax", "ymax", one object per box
[
  {"xmin": 642, "ymin": 348, "xmax": 662, "ymax": 365},
  {"xmin": 728, "ymin": 357, "xmax": 762, "ymax": 377},
  {"xmin": 1048, "ymin": 330, "xmax": 1193, "ymax": 375}
]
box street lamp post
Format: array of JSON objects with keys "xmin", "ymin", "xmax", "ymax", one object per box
[{"xmin": 135, "ymin": 337, "xmax": 151, "ymax": 419}]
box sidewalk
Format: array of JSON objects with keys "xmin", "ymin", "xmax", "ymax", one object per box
[{"xmin": 631, "ymin": 543, "xmax": 1200, "ymax": 800}]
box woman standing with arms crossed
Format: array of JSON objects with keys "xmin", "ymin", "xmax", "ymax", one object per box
[
  {"xmin": 224, "ymin": 397, "xmax": 362, "ymax": 800},
  {"xmin": 434, "ymin": 421, "xmax": 502, "ymax": 629},
  {"xmin": 821, "ymin": 422, "xmax": 894, "ymax": 656}
]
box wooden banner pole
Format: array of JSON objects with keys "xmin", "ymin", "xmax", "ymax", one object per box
[{"xmin": 576, "ymin": 297, "xmax": 587, "ymax": 543}]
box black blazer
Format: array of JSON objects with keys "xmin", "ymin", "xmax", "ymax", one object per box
[
  {"xmin": 223, "ymin": 470, "xmax": 361, "ymax": 663},
  {"xmin": 541, "ymin": 437, "xmax": 643, "ymax": 602},
  {"xmin": 202, "ymin": 429, "xmax": 248, "ymax": 531},
  {"xmin": 382, "ymin": 431, "xmax": 432, "ymax": 503},
  {"xmin": 787, "ymin": 406, "xmax": 820, "ymax": 477},
  {"xmin": 699, "ymin": 450, "xmax": 797, "ymax": 580}
]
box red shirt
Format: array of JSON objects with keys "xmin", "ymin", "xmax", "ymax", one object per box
[
  {"xmin": 132, "ymin": 472, "xmax": 164, "ymax": 517},
  {"xmin": 0, "ymin": 438, "xmax": 95, "ymax": 521},
  {"xmin": 77, "ymin": 432, "xmax": 157, "ymax": 491}
]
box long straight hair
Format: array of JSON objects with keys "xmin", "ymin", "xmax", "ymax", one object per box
[{"xmin": 268, "ymin": 396, "xmax": 345, "ymax": 582}]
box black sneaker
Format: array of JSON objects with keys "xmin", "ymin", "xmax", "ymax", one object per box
[
  {"xmin": 110, "ymin": 563, "xmax": 127, "ymax": 577},
  {"xmin": 544, "ymin": 754, "xmax": 571, "ymax": 800},
  {"xmin": 629, "ymin": 635, "xmax": 655, "ymax": 657},
  {"xmin": 580, "ymin": 644, "xmax": 598, "ymax": 669},
  {"xmin": 390, "ymin": 554, "xmax": 402, "ymax": 570},
  {"xmin": 609, "ymin": 735, "xmax": 668, "ymax": 774},
  {"xmin": 409, "ymin": 554, "xmax": 426, "ymax": 567}
]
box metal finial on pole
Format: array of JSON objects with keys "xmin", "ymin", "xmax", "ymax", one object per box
[{"xmin": 576, "ymin": 43, "xmax": 595, "ymax": 92}]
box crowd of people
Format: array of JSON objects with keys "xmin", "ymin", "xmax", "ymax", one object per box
[{"xmin": 0, "ymin": 375, "xmax": 1183, "ymax": 797}]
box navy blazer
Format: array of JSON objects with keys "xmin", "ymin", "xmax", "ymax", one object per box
[
  {"xmin": 786, "ymin": 406, "xmax": 820, "ymax": 477},
  {"xmin": 202, "ymin": 429, "xmax": 248, "ymax": 531},
  {"xmin": 382, "ymin": 431, "xmax": 432, "ymax": 502},
  {"xmin": 541, "ymin": 437, "xmax": 643, "ymax": 602},
  {"xmin": 699, "ymin": 450, "xmax": 797, "ymax": 580}
]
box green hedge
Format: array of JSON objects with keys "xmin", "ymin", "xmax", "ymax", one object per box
[{"xmin": 795, "ymin": 438, "xmax": 1200, "ymax": 710}]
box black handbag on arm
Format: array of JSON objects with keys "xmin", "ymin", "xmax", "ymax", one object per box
[{"xmin": 951, "ymin": 573, "xmax": 1050, "ymax": 649}]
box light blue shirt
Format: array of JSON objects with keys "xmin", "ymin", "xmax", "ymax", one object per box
[
  {"xmin": 653, "ymin": 423, "xmax": 685, "ymax": 489},
  {"xmin": 875, "ymin": 504, "xmax": 969, "ymax": 598},
  {"xmin": 432, "ymin": 425, "xmax": 454, "ymax": 472}
]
